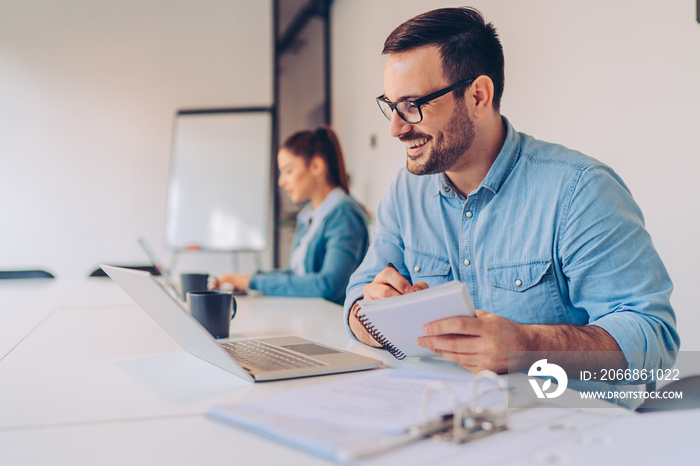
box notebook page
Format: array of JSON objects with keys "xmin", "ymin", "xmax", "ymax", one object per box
[
  {"xmin": 358, "ymin": 281, "xmax": 475, "ymax": 358},
  {"xmin": 227, "ymin": 369, "xmax": 495, "ymax": 434}
]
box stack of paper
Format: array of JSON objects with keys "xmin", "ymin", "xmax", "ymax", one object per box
[{"xmin": 210, "ymin": 369, "xmax": 502, "ymax": 462}]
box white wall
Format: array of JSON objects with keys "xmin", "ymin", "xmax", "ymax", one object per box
[
  {"xmin": 331, "ymin": 1, "xmax": 700, "ymax": 350},
  {"xmin": 0, "ymin": 0, "xmax": 273, "ymax": 279}
]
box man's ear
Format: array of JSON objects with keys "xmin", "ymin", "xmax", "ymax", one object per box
[{"xmin": 469, "ymin": 75, "xmax": 495, "ymax": 118}]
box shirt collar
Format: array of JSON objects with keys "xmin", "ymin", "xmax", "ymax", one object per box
[
  {"xmin": 435, "ymin": 173, "xmax": 460, "ymax": 198},
  {"xmin": 297, "ymin": 186, "xmax": 347, "ymax": 226},
  {"xmin": 479, "ymin": 116, "xmax": 520, "ymax": 195},
  {"xmin": 433, "ymin": 115, "xmax": 520, "ymax": 198}
]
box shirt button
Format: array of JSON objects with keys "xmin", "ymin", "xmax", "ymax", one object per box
[
  {"xmin": 515, "ymin": 279, "xmax": 523, "ymax": 287},
  {"xmin": 414, "ymin": 266, "xmax": 420, "ymax": 273},
  {"xmin": 463, "ymin": 259, "xmax": 470, "ymax": 266},
  {"xmin": 465, "ymin": 211, "xmax": 473, "ymax": 218}
]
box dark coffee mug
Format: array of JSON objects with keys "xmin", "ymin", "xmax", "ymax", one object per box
[
  {"xmin": 187, "ymin": 291, "xmax": 237, "ymax": 339},
  {"xmin": 180, "ymin": 273, "xmax": 209, "ymax": 300}
]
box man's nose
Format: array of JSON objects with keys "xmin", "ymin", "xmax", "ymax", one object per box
[{"xmin": 389, "ymin": 110, "xmax": 413, "ymax": 138}]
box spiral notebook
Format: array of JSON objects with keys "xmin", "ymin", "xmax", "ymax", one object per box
[{"xmin": 357, "ymin": 281, "xmax": 475, "ymax": 359}]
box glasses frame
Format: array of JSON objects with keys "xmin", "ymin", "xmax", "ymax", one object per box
[{"xmin": 376, "ymin": 77, "xmax": 476, "ymax": 124}]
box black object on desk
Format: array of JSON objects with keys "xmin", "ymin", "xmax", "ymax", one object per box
[
  {"xmin": 181, "ymin": 273, "xmax": 209, "ymax": 300},
  {"xmin": 188, "ymin": 290, "xmax": 237, "ymax": 339},
  {"xmin": 0, "ymin": 269, "xmax": 55, "ymax": 280}
]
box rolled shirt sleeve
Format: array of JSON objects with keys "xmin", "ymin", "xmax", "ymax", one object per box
[{"xmin": 558, "ymin": 164, "xmax": 679, "ymax": 371}]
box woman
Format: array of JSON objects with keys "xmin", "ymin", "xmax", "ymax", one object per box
[{"xmin": 217, "ymin": 127, "xmax": 369, "ymax": 305}]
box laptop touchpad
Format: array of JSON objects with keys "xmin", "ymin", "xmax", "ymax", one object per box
[{"xmin": 283, "ymin": 344, "xmax": 341, "ymax": 356}]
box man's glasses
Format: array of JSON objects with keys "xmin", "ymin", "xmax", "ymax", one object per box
[{"xmin": 376, "ymin": 78, "xmax": 475, "ymax": 125}]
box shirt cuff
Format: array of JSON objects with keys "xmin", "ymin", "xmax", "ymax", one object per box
[
  {"xmin": 248, "ymin": 274, "xmax": 261, "ymax": 291},
  {"xmin": 590, "ymin": 311, "xmax": 676, "ymax": 372},
  {"xmin": 343, "ymin": 290, "xmax": 365, "ymax": 342}
]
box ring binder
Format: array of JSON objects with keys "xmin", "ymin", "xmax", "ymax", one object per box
[
  {"xmin": 420, "ymin": 370, "xmax": 509, "ymax": 444},
  {"xmin": 211, "ymin": 368, "xmax": 511, "ymax": 462},
  {"xmin": 340, "ymin": 370, "xmax": 511, "ymax": 460},
  {"xmin": 357, "ymin": 313, "xmax": 407, "ymax": 359}
]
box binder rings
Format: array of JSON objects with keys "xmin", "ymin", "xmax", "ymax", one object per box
[{"xmin": 357, "ymin": 281, "xmax": 475, "ymax": 359}]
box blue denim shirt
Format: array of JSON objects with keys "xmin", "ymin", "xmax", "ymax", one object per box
[
  {"xmin": 250, "ymin": 195, "xmax": 369, "ymax": 305},
  {"xmin": 345, "ymin": 117, "xmax": 679, "ymax": 374}
]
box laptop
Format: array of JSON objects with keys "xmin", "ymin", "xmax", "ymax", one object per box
[
  {"xmin": 137, "ymin": 238, "xmax": 180, "ymax": 298},
  {"xmin": 101, "ymin": 265, "xmax": 383, "ymax": 382}
]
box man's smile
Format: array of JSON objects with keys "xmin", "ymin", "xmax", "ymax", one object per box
[{"xmin": 402, "ymin": 136, "xmax": 430, "ymax": 157}]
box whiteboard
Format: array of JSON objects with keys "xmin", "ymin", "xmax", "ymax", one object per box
[{"xmin": 165, "ymin": 109, "xmax": 273, "ymax": 251}]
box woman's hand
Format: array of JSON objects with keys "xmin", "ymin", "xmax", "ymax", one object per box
[{"xmin": 214, "ymin": 274, "xmax": 252, "ymax": 291}]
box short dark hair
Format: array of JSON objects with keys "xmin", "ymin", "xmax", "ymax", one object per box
[{"xmin": 382, "ymin": 7, "xmax": 505, "ymax": 110}]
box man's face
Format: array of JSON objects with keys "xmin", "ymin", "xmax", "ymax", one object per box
[{"xmin": 383, "ymin": 46, "xmax": 474, "ymax": 175}]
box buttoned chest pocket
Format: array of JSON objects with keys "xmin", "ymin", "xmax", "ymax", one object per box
[
  {"xmin": 404, "ymin": 248, "xmax": 451, "ymax": 287},
  {"xmin": 486, "ymin": 259, "xmax": 563, "ymax": 324}
]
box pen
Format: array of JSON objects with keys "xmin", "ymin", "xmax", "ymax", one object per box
[
  {"xmin": 387, "ymin": 261, "xmax": 413, "ymax": 287},
  {"xmin": 386, "ymin": 262, "xmax": 413, "ymax": 292}
]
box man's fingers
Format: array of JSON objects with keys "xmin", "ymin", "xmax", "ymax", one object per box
[
  {"xmin": 418, "ymin": 334, "xmax": 479, "ymax": 354},
  {"xmin": 412, "ymin": 281, "xmax": 429, "ymax": 292},
  {"xmin": 363, "ymin": 266, "xmax": 413, "ymax": 299},
  {"xmin": 363, "ymin": 282, "xmax": 403, "ymax": 300},
  {"xmin": 419, "ymin": 337, "xmax": 504, "ymax": 373},
  {"xmin": 377, "ymin": 267, "xmax": 413, "ymax": 294},
  {"xmin": 419, "ymin": 311, "xmax": 515, "ymax": 374},
  {"xmin": 423, "ymin": 315, "xmax": 482, "ymax": 336}
]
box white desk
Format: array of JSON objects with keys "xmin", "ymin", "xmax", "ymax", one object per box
[
  {"xmin": 0, "ymin": 279, "xmax": 393, "ymax": 466},
  {"xmin": 0, "ymin": 280, "xmax": 695, "ymax": 465}
]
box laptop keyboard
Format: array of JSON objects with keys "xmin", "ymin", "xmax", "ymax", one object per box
[{"xmin": 221, "ymin": 340, "xmax": 327, "ymax": 372}]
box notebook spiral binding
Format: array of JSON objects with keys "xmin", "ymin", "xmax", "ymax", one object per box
[{"xmin": 358, "ymin": 313, "xmax": 407, "ymax": 360}]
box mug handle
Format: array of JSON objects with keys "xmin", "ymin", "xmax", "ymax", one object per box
[{"xmin": 231, "ymin": 296, "xmax": 237, "ymax": 320}]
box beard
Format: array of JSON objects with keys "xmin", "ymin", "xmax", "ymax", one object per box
[{"xmin": 402, "ymin": 100, "xmax": 475, "ymax": 176}]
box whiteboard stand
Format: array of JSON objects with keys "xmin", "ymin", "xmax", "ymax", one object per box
[
  {"xmin": 167, "ymin": 250, "xmax": 264, "ymax": 276},
  {"xmin": 231, "ymin": 251, "xmax": 263, "ymax": 274}
]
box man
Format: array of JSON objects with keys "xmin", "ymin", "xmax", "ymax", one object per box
[{"xmin": 344, "ymin": 7, "xmax": 678, "ymax": 386}]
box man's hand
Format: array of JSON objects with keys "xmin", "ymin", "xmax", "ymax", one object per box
[
  {"xmin": 362, "ymin": 267, "xmax": 428, "ymax": 299},
  {"xmin": 417, "ymin": 309, "xmax": 625, "ymax": 374},
  {"xmin": 418, "ymin": 309, "xmax": 531, "ymax": 373},
  {"xmin": 349, "ymin": 266, "xmax": 428, "ymax": 347}
]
